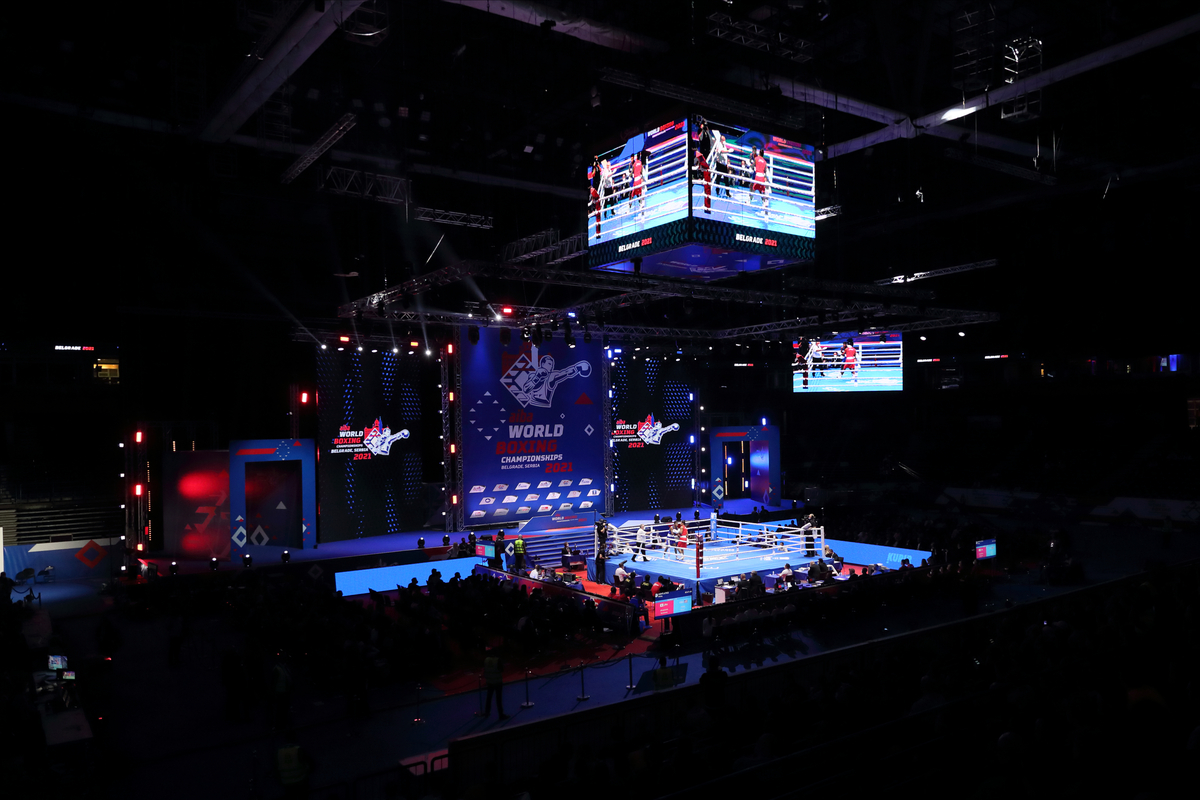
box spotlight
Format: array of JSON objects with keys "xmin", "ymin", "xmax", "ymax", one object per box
[
  {"xmin": 958, "ymin": 331, "xmax": 965, "ymax": 337},
  {"xmin": 120, "ymin": 565, "xmax": 127, "ymax": 574},
  {"xmin": 442, "ymin": 534, "xmax": 450, "ymax": 546},
  {"xmin": 210, "ymin": 557, "xmax": 219, "ymax": 572},
  {"xmin": 522, "ymin": 327, "xmax": 531, "ymax": 341},
  {"xmin": 170, "ymin": 561, "xmax": 178, "ymax": 576},
  {"xmin": 281, "ymin": 550, "xmax": 291, "ymax": 564},
  {"xmin": 243, "ymin": 553, "xmax": 253, "ymax": 568},
  {"xmin": 417, "ymin": 537, "xmax": 425, "ymax": 549}
]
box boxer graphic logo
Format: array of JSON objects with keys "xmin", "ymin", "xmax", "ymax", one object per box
[{"xmin": 502, "ymin": 344, "xmax": 591, "ymax": 409}]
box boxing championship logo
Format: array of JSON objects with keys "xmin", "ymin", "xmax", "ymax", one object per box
[{"xmin": 501, "ymin": 343, "xmax": 591, "ymax": 409}]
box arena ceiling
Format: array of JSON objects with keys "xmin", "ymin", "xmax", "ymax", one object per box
[{"xmin": 3, "ymin": 0, "xmax": 1199, "ymax": 354}]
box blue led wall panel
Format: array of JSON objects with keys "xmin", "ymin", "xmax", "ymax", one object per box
[
  {"xmin": 316, "ymin": 350, "xmax": 428, "ymax": 540},
  {"xmin": 611, "ymin": 356, "xmax": 695, "ymax": 512}
]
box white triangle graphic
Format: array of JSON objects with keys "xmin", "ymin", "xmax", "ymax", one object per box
[
  {"xmin": 477, "ymin": 428, "xmax": 483, "ymax": 432},
  {"xmin": 236, "ymin": 515, "xmax": 244, "ymax": 522},
  {"xmin": 276, "ymin": 501, "xmax": 287, "ymax": 509},
  {"xmin": 483, "ymin": 391, "xmax": 492, "ymax": 396},
  {"xmin": 484, "ymin": 435, "xmax": 492, "ymax": 440},
  {"xmin": 477, "ymin": 400, "xmax": 483, "ymax": 405}
]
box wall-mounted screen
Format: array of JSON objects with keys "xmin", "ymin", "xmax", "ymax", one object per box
[{"xmin": 792, "ymin": 331, "xmax": 903, "ymax": 393}]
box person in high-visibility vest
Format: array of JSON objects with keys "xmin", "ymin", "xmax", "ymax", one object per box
[{"xmin": 513, "ymin": 534, "xmax": 526, "ymax": 573}]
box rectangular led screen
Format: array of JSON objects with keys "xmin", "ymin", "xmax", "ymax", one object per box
[
  {"xmin": 692, "ymin": 116, "xmax": 815, "ymax": 240},
  {"xmin": 317, "ymin": 349, "xmax": 428, "ymax": 538},
  {"xmin": 975, "ymin": 539, "xmax": 998, "ymax": 560},
  {"xmin": 653, "ymin": 588, "xmax": 694, "ymax": 618},
  {"xmin": 588, "ymin": 118, "xmax": 689, "ymax": 247},
  {"xmin": 792, "ymin": 331, "xmax": 903, "ymax": 393}
]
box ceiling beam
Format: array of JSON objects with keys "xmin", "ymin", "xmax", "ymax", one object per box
[
  {"xmin": 829, "ymin": 12, "xmax": 1200, "ymax": 158},
  {"xmin": 438, "ymin": 0, "xmax": 668, "ymax": 53},
  {"xmin": 197, "ymin": 1, "xmax": 368, "ymax": 143}
]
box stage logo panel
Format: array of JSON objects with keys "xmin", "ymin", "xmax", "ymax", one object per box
[
  {"xmin": 611, "ymin": 357, "xmax": 696, "ymax": 512},
  {"xmin": 229, "ymin": 439, "xmax": 316, "ymax": 558},
  {"xmin": 162, "ymin": 450, "xmax": 231, "ymax": 560},
  {"xmin": 316, "ymin": 350, "xmax": 427, "ymax": 540},
  {"xmin": 461, "ymin": 329, "xmax": 604, "ymax": 526}
]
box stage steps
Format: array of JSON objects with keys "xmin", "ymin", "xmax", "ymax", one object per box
[
  {"xmin": 519, "ymin": 528, "xmax": 594, "ymax": 567},
  {"xmin": 7, "ymin": 501, "xmax": 125, "ymax": 546}
]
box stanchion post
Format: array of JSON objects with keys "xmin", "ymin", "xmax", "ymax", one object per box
[
  {"xmin": 521, "ymin": 668, "xmax": 535, "ymax": 709},
  {"xmin": 413, "ymin": 682, "xmax": 426, "ymax": 725},
  {"xmin": 474, "ymin": 675, "xmax": 485, "ymax": 717},
  {"xmin": 626, "ymin": 652, "xmax": 635, "ymax": 690},
  {"xmin": 576, "ymin": 661, "xmax": 590, "ymax": 701}
]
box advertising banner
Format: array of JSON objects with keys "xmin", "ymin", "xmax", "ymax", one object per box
[{"xmin": 460, "ymin": 328, "xmax": 605, "ymax": 526}]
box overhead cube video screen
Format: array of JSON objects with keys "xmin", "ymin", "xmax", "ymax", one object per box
[
  {"xmin": 792, "ymin": 331, "xmax": 903, "ymax": 393},
  {"xmin": 587, "ymin": 115, "xmax": 817, "ymax": 278},
  {"xmin": 588, "ymin": 118, "xmax": 689, "ymax": 247},
  {"xmin": 691, "ymin": 116, "xmax": 816, "ymax": 240}
]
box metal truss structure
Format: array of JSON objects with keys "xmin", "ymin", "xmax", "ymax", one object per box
[
  {"xmin": 815, "ymin": 205, "xmax": 842, "ymax": 220},
  {"xmin": 453, "ymin": 343, "xmax": 465, "ymax": 532},
  {"xmin": 500, "ymin": 229, "xmax": 588, "ymax": 266},
  {"xmin": 281, "ymin": 113, "xmax": 357, "ymax": 183},
  {"xmin": 319, "ymin": 166, "xmax": 410, "ymax": 204},
  {"xmin": 318, "ymin": 167, "xmax": 492, "ymax": 227},
  {"xmin": 412, "ymin": 207, "xmax": 494, "ymax": 229},
  {"xmin": 706, "ymin": 12, "xmax": 814, "ymax": 63},
  {"xmin": 1001, "ymin": 36, "xmax": 1043, "ymax": 122},
  {"xmin": 441, "ymin": 350, "xmax": 452, "ymax": 533},
  {"xmin": 339, "ymin": 259, "xmax": 936, "ymax": 321},
  {"xmin": 599, "ymin": 68, "xmax": 815, "ymax": 132},
  {"xmin": 874, "ymin": 259, "xmax": 998, "ymax": 285}
]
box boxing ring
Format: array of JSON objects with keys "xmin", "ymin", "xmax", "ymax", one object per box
[{"xmin": 588, "ymin": 518, "xmax": 829, "ymax": 596}]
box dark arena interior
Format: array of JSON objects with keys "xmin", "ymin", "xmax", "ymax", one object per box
[{"xmin": 3, "ymin": 1, "xmax": 1200, "ymax": 798}]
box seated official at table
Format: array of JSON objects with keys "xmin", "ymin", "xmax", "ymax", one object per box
[
  {"xmin": 613, "ymin": 561, "xmax": 631, "ymax": 584},
  {"xmin": 780, "ymin": 563, "xmax": 795, "ymax": 582},
  {"xmin": 528, "ymin": 565, "xmax": 544, "ymax": 580},
  {"xmin": 561, "ymin": 543, "xmax": 571, "ymax": 571},
  {"xmin": 808, "ymin": 558, "xmax": 831, "ymax": 582}
]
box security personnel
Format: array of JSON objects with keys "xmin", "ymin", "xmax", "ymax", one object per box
[{"xmin": 513, "ymin": 533, "xmax": 526, "ymax": 573}]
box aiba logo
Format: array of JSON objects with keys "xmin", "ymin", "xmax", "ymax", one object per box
[
  {"xmin": 558, "ymin": 479, "xmax": 573, "ymax": 487},
  {"xmin": 469, "ymin": 485, "xmax": 486, "ymax": 493},
  {"xmin": 493, "ymin": 483, "xmax": 509, "ymax": 491},
  {"xmin": 538, "ymin": 480, "xmax": 552, "ymax": 489}
]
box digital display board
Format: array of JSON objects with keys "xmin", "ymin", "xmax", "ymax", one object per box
[
  {"xmin": 588, "ymin": 115, "xmax": 816, "ymax": 279},
  {"xmin": 476, "ymin": 542, "xmax": 496, "ymax": 558},
  {"xmin": 691, "ymin": 116, "xmax": 815, "ymax": 240},
  {"xmin": 975, "ymin": 539, "xmax": 998, "ymax": 560},
  {"xmin": 588, "ymin": 118, "xmax": 689, "ymax": 247},
  {"xmin": 792, "ymin": 331, "xmax": 903, "ymax": 393},
  {"xmin": 610, "ymin": 356, "xmax": 695, "ymax": 512},
  {"xmin": 653, "ymin": 588, "xmax": 693, "ymax": 618},
  {"xmin": 316, "ymin": 350, "xmax": 428, "ymax": 539},
  {"xmin": 460, "ymin": 328, "xmax": 605, "ymax": 526}
]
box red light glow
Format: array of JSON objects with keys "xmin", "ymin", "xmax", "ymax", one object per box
[
  {"xmin": 452, "ymin": 494, "xmax": 458, "ymax": 504},
  {"xmin": 339, "ymin": 335, "xmax": 350, "ymax": 342},
  {"xmin": 450, "ymin": 443, "xmax": 456, "ymax": 454},
  {"xmin": 448, "ymin": 391, "xmax": 454, "ymax": 402},
  {"xmin": 135, "ymin": 431, "xmax": 143, "ymax": 443},
  {"xmin": 134, "ymin": 484, "xmax": 143, "ymax": 496},
  {"xmin": 300, "ymin": 392, "xmax": 309, "ymax": 404},
  {"xmin": 447, "ymin": 343, "xmax": 454, "ymax": 355},
  {"xmin": 410, "ymin": 340, "xmax": 420, "ymax": 348}
]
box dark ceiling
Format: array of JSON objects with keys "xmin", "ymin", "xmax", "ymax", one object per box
[{"xmin": 2, "ymin": 0, "xmax": 1199, "ymax": 357}]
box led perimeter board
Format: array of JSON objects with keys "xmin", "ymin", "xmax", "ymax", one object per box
[
  {"xmin": 588, "ymin": 115, "xmax": 816, "ymax": 280},
  {"xmin": 792, "ymin": 330, "xmax": 903, "ymax": 393}
]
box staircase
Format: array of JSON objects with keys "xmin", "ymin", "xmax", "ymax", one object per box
[
  {"xmin": 518, "ymin": 527, "xmax": 595, "ymax": 569},
  {"xmin": 7, "ymin": 501, "xmax": 125, "ymax": 546}
]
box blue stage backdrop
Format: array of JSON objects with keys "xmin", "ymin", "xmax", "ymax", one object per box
[
  {"xmin": 460, "ymin": 328, "xmax": 605, "ymax": 527},
  {"xmin": 611, "ymin": 356, "xmax": 696, "ymax": 512},
  {"xmin": 316, "ymin": 350, "xmax": 427, "ymax": 540}
]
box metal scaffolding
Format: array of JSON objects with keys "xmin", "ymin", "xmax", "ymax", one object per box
[{"xmin": 706, "ymin": 12, "xmax": 814, "ymax": 63}]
